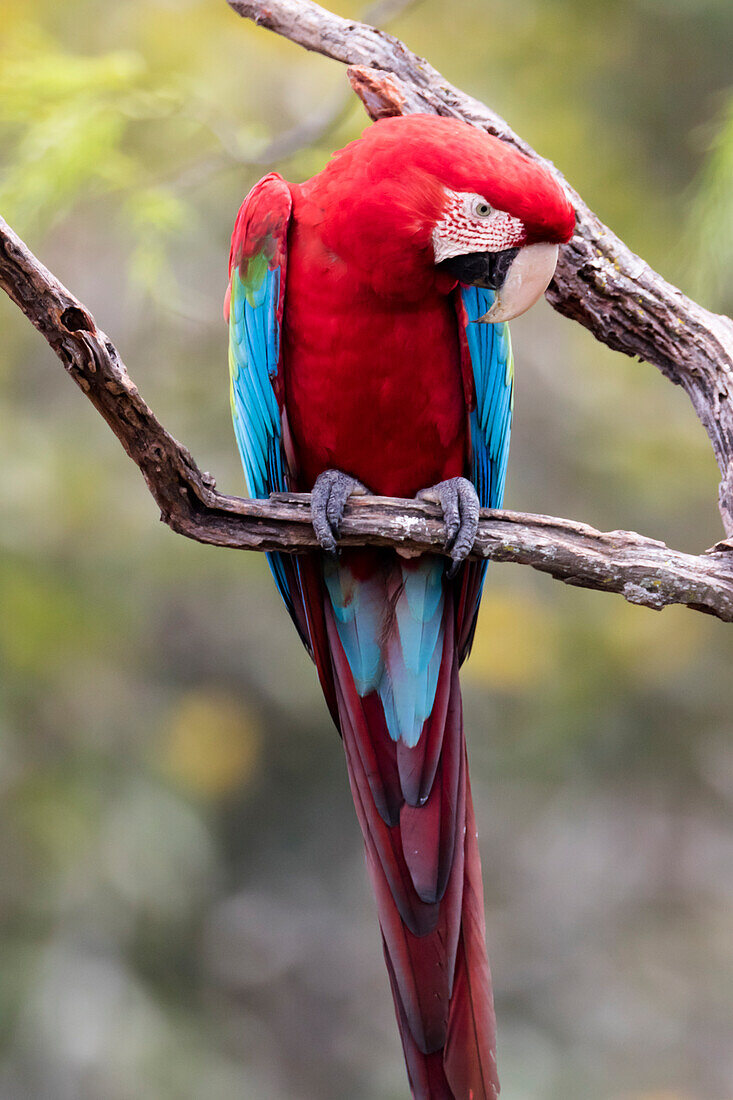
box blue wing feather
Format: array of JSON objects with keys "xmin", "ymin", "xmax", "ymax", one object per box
[
  {"xmin": 227, "ymin": 176, "xmax": 293, "ymax": 611},
  {"xmin": 455, "ymin": 285, "xmax": 514, "ymax": 660},
  {"xmin": 460, "ymin": 285, "xmax": 514, "ymax": 511}
]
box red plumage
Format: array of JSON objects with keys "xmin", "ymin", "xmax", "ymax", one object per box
[{"xmin": 284, "ymin": 201, "xmax": 467, "ymax": 497}]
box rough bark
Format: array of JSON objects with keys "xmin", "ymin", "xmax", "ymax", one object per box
[{"xmin": 230, "ymin": 0, "xmax": 733, "ymax": 535}]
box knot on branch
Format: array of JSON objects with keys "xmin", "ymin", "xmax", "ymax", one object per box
[
  {"xmin": 347, "ymin": 65, "xmax": 405, "ymax": 117},
  {"xmin": 60, "ymin": 305, "xmax": 95, "ymax": 333}
]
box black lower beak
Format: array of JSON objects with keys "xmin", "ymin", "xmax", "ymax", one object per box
[{"xmin": 438, "ymin": 247, "xmax": 519, "ymax": 290}]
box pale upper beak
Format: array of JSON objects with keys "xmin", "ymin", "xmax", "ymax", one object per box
[{"xmin": 479, "ymin": 242, "xmax": 559, "ymax": 323}]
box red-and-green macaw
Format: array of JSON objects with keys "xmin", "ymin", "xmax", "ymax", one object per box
[{"xmin": 225, "ymin": 114, "xmax": 574, "ymax": 1099}]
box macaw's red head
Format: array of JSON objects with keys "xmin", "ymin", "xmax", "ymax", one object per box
[{"xmin": 304, "ymin": 114, "xmax": 575, "ymax": 318}]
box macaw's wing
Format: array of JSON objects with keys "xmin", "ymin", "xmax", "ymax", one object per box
[
  {"xmin": 454, "ymin": 285, "xmax": 514, "ymax": 662},
  {"xmin": 226, "ymin": 174, "xmax": 339, "ymax": 721},
  {"xmin": 226, "ymin": 171, "xmax": 291, "ymax": 502},
  {"xmin": 459, "ymin": 285, "xmax": 514, "ymax": 511},
  {"xmin": 227, "ymin": 171, "xmax": 295, "ymax": 616}
]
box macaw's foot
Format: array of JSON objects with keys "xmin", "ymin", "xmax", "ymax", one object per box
[
  {"xmin": 311, "ymin": 470, "xmax": 369, "ymax": 555},
  {"xmin": 417, "ymin": 476, "xmax": 480, "ymax": 577}
]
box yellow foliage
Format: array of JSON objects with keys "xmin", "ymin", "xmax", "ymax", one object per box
[
  {"xmin": 463, "ymin": 589, "xmax": 557, "ymax": 692},
  {"xmin": 604, "ymin": 601, "xmax": 705, "ymax": 685},
  {"xmin": 158, "ymin": 689, "xmax": 260, "ymax": 798}
]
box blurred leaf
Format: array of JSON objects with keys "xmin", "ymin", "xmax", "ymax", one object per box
[
  {"xmin": 124, "ymin": 186, "xmax": 191, "ymax": 294},
  {"xmin": 8, "ymin": 767, "xmax": 100, "ymax": 871},
  {"xmin": 603, "ymin": 601, "xmax": 706, "ymax": 686},
  {"xmin": 0, "ymin": 559, "xmax": 108, "ymax": 675},
  {"xmin": 464, "ymin": 590, "xmax": 558, "ymax": 691},
  {"xmin": 101, "ymin": 778, "xmax": 217, "ymax": 918},
  {"xmin": 157, "ymin": 689, "xmax": 261, "ymax": 798},
  {"xmin": 686, "ymin": 93, "xmax": 733, "ymax": 311},
  {"xmin": 0, "ymin": 26, "xmax": 145, "ymax": 231}
]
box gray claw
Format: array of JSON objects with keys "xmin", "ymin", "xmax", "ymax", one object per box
[
  {"xmin": 311, "ymin": 470, "xmax": 369, "ymax": 554},
  {"xmin": 417, "ymin": 476, "xmax": 480, "ymax": 575}
]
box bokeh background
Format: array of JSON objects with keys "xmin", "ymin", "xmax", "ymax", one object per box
[{"xmin": 1, "ymin": 1, "xmax": 733, "ymax": 1097}]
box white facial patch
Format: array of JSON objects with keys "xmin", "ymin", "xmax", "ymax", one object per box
[{"xmin": 432, "ymin": 190, "xmax": 527, "ymax": 263}]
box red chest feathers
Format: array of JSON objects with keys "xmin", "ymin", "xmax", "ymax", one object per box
[{"xmin": 282, "ymin": 218, "xmax": 468, "ymax": 498}]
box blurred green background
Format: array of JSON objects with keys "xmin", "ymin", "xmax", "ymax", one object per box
[{"xmin": 1, "ymin": 1, "xmax": 733, "ymax": 1097}]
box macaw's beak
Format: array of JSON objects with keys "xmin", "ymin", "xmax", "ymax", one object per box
[
  {"xmin": 440, "ymin": 242, "xmax": 560, "ymax": 323},
  {"xmin": 479, "ymin": 242, "xmax": 559, "ymax": 323}
]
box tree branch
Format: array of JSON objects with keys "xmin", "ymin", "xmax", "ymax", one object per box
[
  {"xmin": 229, "ymin": 0, "xmax": 733, "ymax": 535},
  {"xmin": 2, "ymin": 214, "xmax": 733, "ymax": 621},
  {"xmin": 3, "ymin": 4, "xmax": 733, "ymax": 625}
]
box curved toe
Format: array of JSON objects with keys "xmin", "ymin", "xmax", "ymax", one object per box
[
  {"xmin": 417, "ymin": 477, "xmax": 480, "ymax": 575},
  {"xmin": 311, "ymin": 470, "xmax": 369, "ymax": 554}
]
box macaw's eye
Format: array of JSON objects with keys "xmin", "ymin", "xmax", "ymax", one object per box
[{"xmin": 473, "ymin": 200, "xmax": 492, "ymax": 218}]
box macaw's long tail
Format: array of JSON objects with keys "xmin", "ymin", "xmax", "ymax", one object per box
[{"xmin": 312, "ymin": 549, "xmax": 499, "ymax": 1100}]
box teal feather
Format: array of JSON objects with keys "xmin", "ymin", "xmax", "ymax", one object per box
[
  {"xmin": 324, "ymin": 557, "xmax": 445, "ymax": 749},
  {"xmin": 227, "ymin": 208, "xmax": 291, "ymax": 606},
  {"xmin": 461, "ymin": 285, "xmax": 514, "ymax": 511},
  {"xmin": 323, "ymin": 559, "xmax": 384, "ymax": 695}
]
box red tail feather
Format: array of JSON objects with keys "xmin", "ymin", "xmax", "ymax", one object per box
[{"xmin": 316, "ymin": 565, "xmax": 499, "ymax": 1099}]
